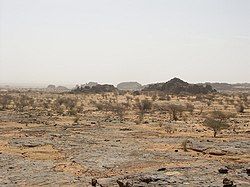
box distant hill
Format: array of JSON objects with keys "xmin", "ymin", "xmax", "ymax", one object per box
[
  {"xmin": 47, "ymin": 85, "xmax": 56, "ymax": 90},
  {"xmin": 201, "ymin": 83, "xmax": 250, "ymax": 93},
  {"xmin": 56, "ymin": 86, "xmax": 69, "ymax": 92},
  {"xmin": 117, "ymin": 82, "xmax": 142, "ymax": 91},
  {"xmin": 143, "ymin": 78, "xmax": 216, "ymax": 94},
  {"xmin": 46, "ymin": 85, "xmax": 69, "ymax": 92}
]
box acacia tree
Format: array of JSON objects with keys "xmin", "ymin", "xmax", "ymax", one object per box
[
  {"xmin": 203, "ymin": 110, "xmax": 233, "ymax": 137},
  {"xmin": 203, "ymin": 118, "xmax": 230, "ymax": 137}
]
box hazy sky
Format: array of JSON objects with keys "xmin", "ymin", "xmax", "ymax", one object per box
[{"xmin": 0, "ymin": 0, "xmax": 250, "ymax": 86}]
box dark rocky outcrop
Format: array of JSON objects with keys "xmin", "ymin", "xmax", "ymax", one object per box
[
  {"xmin": 143, "ymin": 78, "xmax": 216, "ymax": 94},
  {"xmin": 90, "ymin": 84, "xmax": 117, "ymax": 93},
  {"xmin": 117, "ymin": 82, "xmax": 142, "ymax": 91},
  {"xmin": 116, "ymin": 173, "xmax": 169, "ymax": 187},
  {"xmin": 81, "ymin": 82, "xmax": 99, "ymax": 88},
  {"xmin": 73, "ymin": 84, "xmax": 117, "ymax": 93}
]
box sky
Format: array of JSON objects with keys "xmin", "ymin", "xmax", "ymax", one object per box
[{"xmin": 0, "ymin": 0, "xmax": 250, "ymax": 87}]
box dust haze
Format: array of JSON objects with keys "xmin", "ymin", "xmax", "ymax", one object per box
[{"xmin": 0, "ymin": 1, "xmax": 250, "ymax": 186}]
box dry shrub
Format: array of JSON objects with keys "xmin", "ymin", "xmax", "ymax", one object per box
[
  {"xmin": 126, "ymin": 95, "xmax": 133, "ymax": 105},
  {"xmin": 157, "ymin": 92, "xmax": 171, "ymax": 101},
  {"xmin": 94, "ymin": 101, "xmax": 127, "ymax": 121},
  {"xmin": 165, "ymin": 123, "xmax": 175, "ymax": 134},
  {"xmin": 54, "ymin": 97, "xmax": 77, "ymax": 115},
  {"xmin": 135, "ymin": 99, "xmax": 152, "ymax": 123},
  {"xmin": 235, "ymin": 103, "xmax": 245, "ymax": 113},
  {"xmin": 206, "ymin": 101, "xmax": 212, "ymax": 106},
  {"xmin": 154, "ymin": 103, "xmax": 185, "ymax": 121},
  {"xmin": 94, "ymin": 101, "xmax": 112, "ymax": 111},
  {"xmin": 182, "ymin": 139, "xmax": 188, "ymax": 152},
  {"xmin": 15, "ymin": 95, "xmax": 34, "ymax": 112},
  {"xmin": 151, "ymin": 94, "xmax": 157, "ymax": 101},
  {"xmin": 186, "ymin": 103, "xmax": 194, "ymax": 114},
  {"xmin": 167, "ymin": 104, "xmax": 185, "ymax": 121},
  {"xmin": 73, "ymin": 115, "xmax": 80, "ymax": 125},
  {"xmin": 0, "ymin": 94, "xmax": 13, "ymax": 110},
  {"xmin": 110, "ymin": 103, "xmax": 127, "ymax": 122}
]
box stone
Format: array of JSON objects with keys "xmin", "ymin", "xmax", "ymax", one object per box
[
  {"xmin": 91, "ymin": 178, "xmax": 97, "ymax": 186},
  {"xmin": 117, "ymin": 180, "xmax": 132, "ymax": 187},
  {"xmin": 223, "ymin": 178, "xmax": 235, "ymax": 187},
  {"xmin": 157, "ymin": 168, "xmax": 167, "ymax": 171},
  {"xmin": 219, "ymin": 168, "xmax": 228, "ymax": 174},
  {"xmin": 246, "ymin": 168, "xmax": 250, "ymax": 176}
]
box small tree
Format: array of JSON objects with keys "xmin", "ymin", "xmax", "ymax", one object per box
[
  {"xmin": 167, "ymin": 104, "xmax": 185, "ymax": 121},
  {"xmin": 209, "ymin": 110, "xmax": 235, "ymax": 121},
  {"xmin": 203, "ymin": 118, "xmax": 230, "ymax": 137},
  {"xmin": 203, "ymin": 110, "xmax": 234, "ymax": 137}
]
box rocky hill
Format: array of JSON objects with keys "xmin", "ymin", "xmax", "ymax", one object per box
[
  {"xmin": 56, "ymin": 86, "xmax": 69, "ymax": 92},
  {"xmin": 73, "ymin": 84, "xmax": 117, "ymax": 93},
  {"xmin": 117, "ymin": 82, "xmax": 142, "ymax": 91},
  {"xmin": 143, "ymin": 78, "xmax": 216, "ymax": 94}
]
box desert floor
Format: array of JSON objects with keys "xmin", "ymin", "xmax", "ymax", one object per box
[{"xmin": 0, "ymin": 92, "xmax": 249, "ymax": 186}]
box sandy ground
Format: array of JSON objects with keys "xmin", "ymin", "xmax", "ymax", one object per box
[{"xmin": 0, "ymin": 92, "xmax": 249, "ymax": 186}]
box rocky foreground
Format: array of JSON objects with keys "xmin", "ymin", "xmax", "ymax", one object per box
[{"xmin": 0, "ymin": 109, "xmax": 249, "ymax": 186}]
